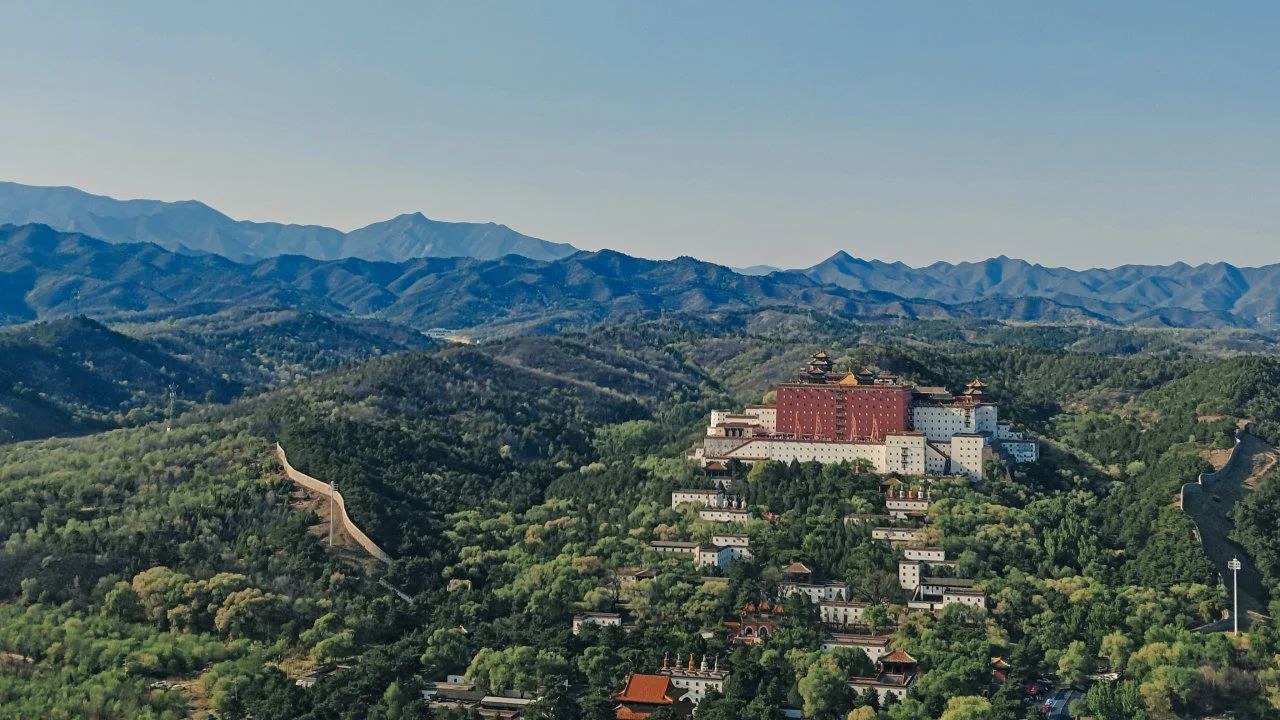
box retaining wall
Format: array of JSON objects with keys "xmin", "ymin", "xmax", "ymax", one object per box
[{"xmin": 275, "ymin": 443, "xmax": 392, "ymax": 564}]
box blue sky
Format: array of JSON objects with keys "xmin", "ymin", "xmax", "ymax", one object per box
[{"xmin": 2, "ymin": 1, "xmax": 1277, "ymax": 268}]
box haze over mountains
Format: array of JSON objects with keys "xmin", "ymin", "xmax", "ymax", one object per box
[
  {"xmin": 1, "ymin": 181, "xmax": 1279, "ymax": 332},
  {"xmin": 794, "ymin": 251, "xmax": 1280, "ymax": 329},
  {"xmin": 0, "ymin": 181, "xmax": 578, "ymax": 263}
]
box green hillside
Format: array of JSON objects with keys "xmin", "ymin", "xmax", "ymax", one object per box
[{"xmin": 3, "ymin": 321, "xmax": 1280, "ymax": 718}]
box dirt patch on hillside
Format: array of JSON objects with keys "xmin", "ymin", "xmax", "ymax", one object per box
[
  {"xmin": 292, "ymin": 490, "xmax": 384, "ymax": 570},
  {"xmin": 1200, "ymin": 447, "xmax": 1235, "ymax": 470}
]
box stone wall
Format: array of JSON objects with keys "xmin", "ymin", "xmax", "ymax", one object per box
[
  {"xmin": 1197, "ymin": 428, "xmax": 1246, "ymax": 486},
  {"xmin": 275, "ymin": 443, "xmax": 392, "ymax": 564}
]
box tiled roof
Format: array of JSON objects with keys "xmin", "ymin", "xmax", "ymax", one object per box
[
  {"xmin": 614, "ymin": 674, "xmax": 679, "ymax": 705},
  {"xmin": 923, "ymin": 576, "xmax": 975, "ymax": 587},
  {"xmin": 882, "ymin": 650, "xmax": 917, "ymax": 664}
]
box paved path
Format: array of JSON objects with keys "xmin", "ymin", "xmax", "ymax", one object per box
[{"xmin": 1181, "ymin": 433, "xmax": 1277, "ymax": 630}]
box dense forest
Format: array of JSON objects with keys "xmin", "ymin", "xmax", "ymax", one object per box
[
  {"xmin": 0, "ymin": 311, "xmax": 432, "ymax": 443},
  {"xmin": 4, "ymin": 314, "xmax": 1280, "ymax": 718}
]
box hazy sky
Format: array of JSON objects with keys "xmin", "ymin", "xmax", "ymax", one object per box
[{"xmin": 2, "ymin": 2, "xmax": 1278, "ymax": 269}]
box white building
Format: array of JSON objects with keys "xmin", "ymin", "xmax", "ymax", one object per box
[
  {"xmin": 871, "ymin": 527, "xmax": 925, "ymax": 543},
  {"xmin": 657, "ymin": 655, "xmax": 728, "ymax": 706},
  {"xmin": 843, "ymin": 513, "xmax": 892, "ymax": 526},
  {"xmin": 699, "ymin": 506, "xmax": 752, "ymax": 524},
  {"xmin": 821, "ymin": 633, "xmax": 892, "ymax": 662},
  {"xmin": 650, "ymin": 540, "xmax": 698, "ymax": 558},
  {"xmin": 885, "ymin": 488, "xmax": 932, "ymax": 519},
  {"xmin": 907, "ymin": 578, "xmax": 986, "ymax": 613},
  {"xmin": 696, "ymin": 544, "xmax": 735, "ymax": 571},
  {"xmin": 818, "ymin": 599, "xmax": 870, "ymax": 627},
  {"xmin": 949, "ymin": 434, "xmax": 988, "ymax": 480},
  {"xmin": 780, "ymin": 581, "xmax": 850, "ymax": 603},
  {"xmin": 671, "ymin": 488, "xmax": 724, "ymax": 507},
  {"xmin": 696, "ymin": 375, "xmax": 1039, "ymax": 481},
  {"xmin": 711, "ymin": 534, "xmax": 752, "ymax": 561},
  {"xmin": 572, "ymin": 612, "xmax": 623, "ymax": 635},
  {"xmin": 1002, "ymin": 440, "xmax": 1039, "ymax": 463},
  {"xmin": 912, "ymin": 402, "xmax": 998, "ymax": 442},
  {"xmin": 672, "ymin": 485, "xmax": 752, "ymax": 524},
  {"xmin": 903, "ymin": 547, "xmax": 946, "ymax": 562},
  {"xmin": 653, "ymin": 537, "xmax": 747, "ymax": 571},
  {"xmin": 898, "ymin": 560, "xmax": 924, "ymax": 592},
  {"xmin": 703, "ymin": 432, "xmax": 928, "ymax": 476}
]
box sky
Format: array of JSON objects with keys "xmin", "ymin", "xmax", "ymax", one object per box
[{"xmin": 1, "ymin": 1, "xmax": 1278, "ymax": 269}]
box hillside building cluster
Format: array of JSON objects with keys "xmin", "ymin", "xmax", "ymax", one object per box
[
  {"xmin": 591, "ymin": 401, "xmax": 1008, "ymax": 717},
  {"xmin": 691, "ymin": 351, "xmax": 1039, "ymax": 480}
]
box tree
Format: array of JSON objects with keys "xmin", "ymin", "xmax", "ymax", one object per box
[
  {"xmin": 846, "ymin": 708, "xmax": 876, "ymax": 720},
  {"xmin": 1139, "ymin": 679, "xmax": 1176, "ymax": 720},
  {"xmin": 939, "ymin": 696, "xmax": 993, "ymax": 720},
  {"xmin": 468, "ymin": 646, "xmax": 569, "ymax": 695},
  {"xmin": 1057, "ymin": 640, "xmax": 1090, "ymax": 686},
  {"xmin": 525, "ymin": 683, "xmax": 578, "ymax": 720},
  {"xmin": 798, "ymin": 656, "xmax": 850, "ymax": 719},
  {"xmin": 862, "ymin": 604, "xmax": 893, "ymax": 635},
  {"xmin": 311, "ymin": 630, "xmax": 357, "ymax": 661},
  {"xmin": 102, "ymin": 581, "xmax": 143, "ymax": 623},
  {"xmin": 421, "ymin": 627, "xmax": 470, "ymax": 673},
  {"xmin": 1100, "ymin": 631, "xmax": 1133, "ymax": 672},
  {"xmin": 1083, "ymin": 680, "xmax": 1145, "ymax": 720},
  {"xmin": 131, "ymin": 566, "xmax": 189, "ymax": 627},
  {"xmin": 577, "ymin": 646, "xmax": 627, "ymax": 691},
  {"xmin": 213, "ymin": 588, "xmax": 290, "ymax": 640}
]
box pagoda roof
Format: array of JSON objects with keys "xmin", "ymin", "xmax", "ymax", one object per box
[{"xmin": 882, "ymin": 650, "xmax": 917, "ymax": 664}]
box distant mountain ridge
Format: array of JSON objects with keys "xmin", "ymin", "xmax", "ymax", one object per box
[
  {"xmin": 0, "ymin": 223, "xmax": 1255, "ymax": 337},
  {"xmin": 0, "ymin": 181, "xmax": 578, "ymax": 263},
  {"xmin": 796, "ymin": 251, "xmax": 1280, "ymax": 327},
  {"xmin": 3, "ymin": 180, "xmax": 1279, "ymax": 328}
]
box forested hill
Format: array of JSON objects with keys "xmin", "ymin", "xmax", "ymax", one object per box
[
  {"xmin": 6, "ymin": 320, "xmax": 1280, "ymax": 717},
  {"xmin": 0, "ymin": 223, "xmax": 1252, "ymax": 334},
  {"xmin": 0, "ymin": 311, "xmax": 434, "ymax": 443},
  {"xmin": 260, "ymin": 330, "xmax": 722, "ymax": 557},
  {"xmin": 0, "ymin": 317, "xmax": 236, "ymax": 442}
]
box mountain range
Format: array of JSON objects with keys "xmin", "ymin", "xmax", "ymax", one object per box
[
  {"xmin": 0, "ymin": 181, "xmax": 577, "ymax": 263},
  {"xmin": 0, "ymin": 223, "xmax": 930, "ymax": 333},
  {"xmin": 2, "ymin": 181, "xmax": 1279, "ymax": 331},
  {"xmin": 795, "ymin": 251, "xmax": 1280, "ymax": 327},
  {"xmin": 1, "ymin": 223, "xmax": 1260, "ymax": 336}
]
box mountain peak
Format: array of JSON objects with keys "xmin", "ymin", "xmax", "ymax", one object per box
[{"xmin": 0, "ymin": 181, "xmax": 580, "ymax": 264}]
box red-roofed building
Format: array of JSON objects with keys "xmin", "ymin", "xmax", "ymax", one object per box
[
  {"xmin": 613, "ymin": 673, "xmax": 692, "ymax": 719},
  {"xmin": 726, "ymin": 602, "xmax": 785, "ymax": 645}
]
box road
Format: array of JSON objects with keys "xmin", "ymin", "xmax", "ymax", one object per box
[
  {"xmin": 1051, "ymin": 689, "xmax": 1082, "ymax": 719},
  {"xmin": 1180, "ymin": 432, "xmax": 1277, "ymax": 630},
  {"xmin": 1042, "ymin": 687, "xmax": 1082, "ymax": 719}
]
